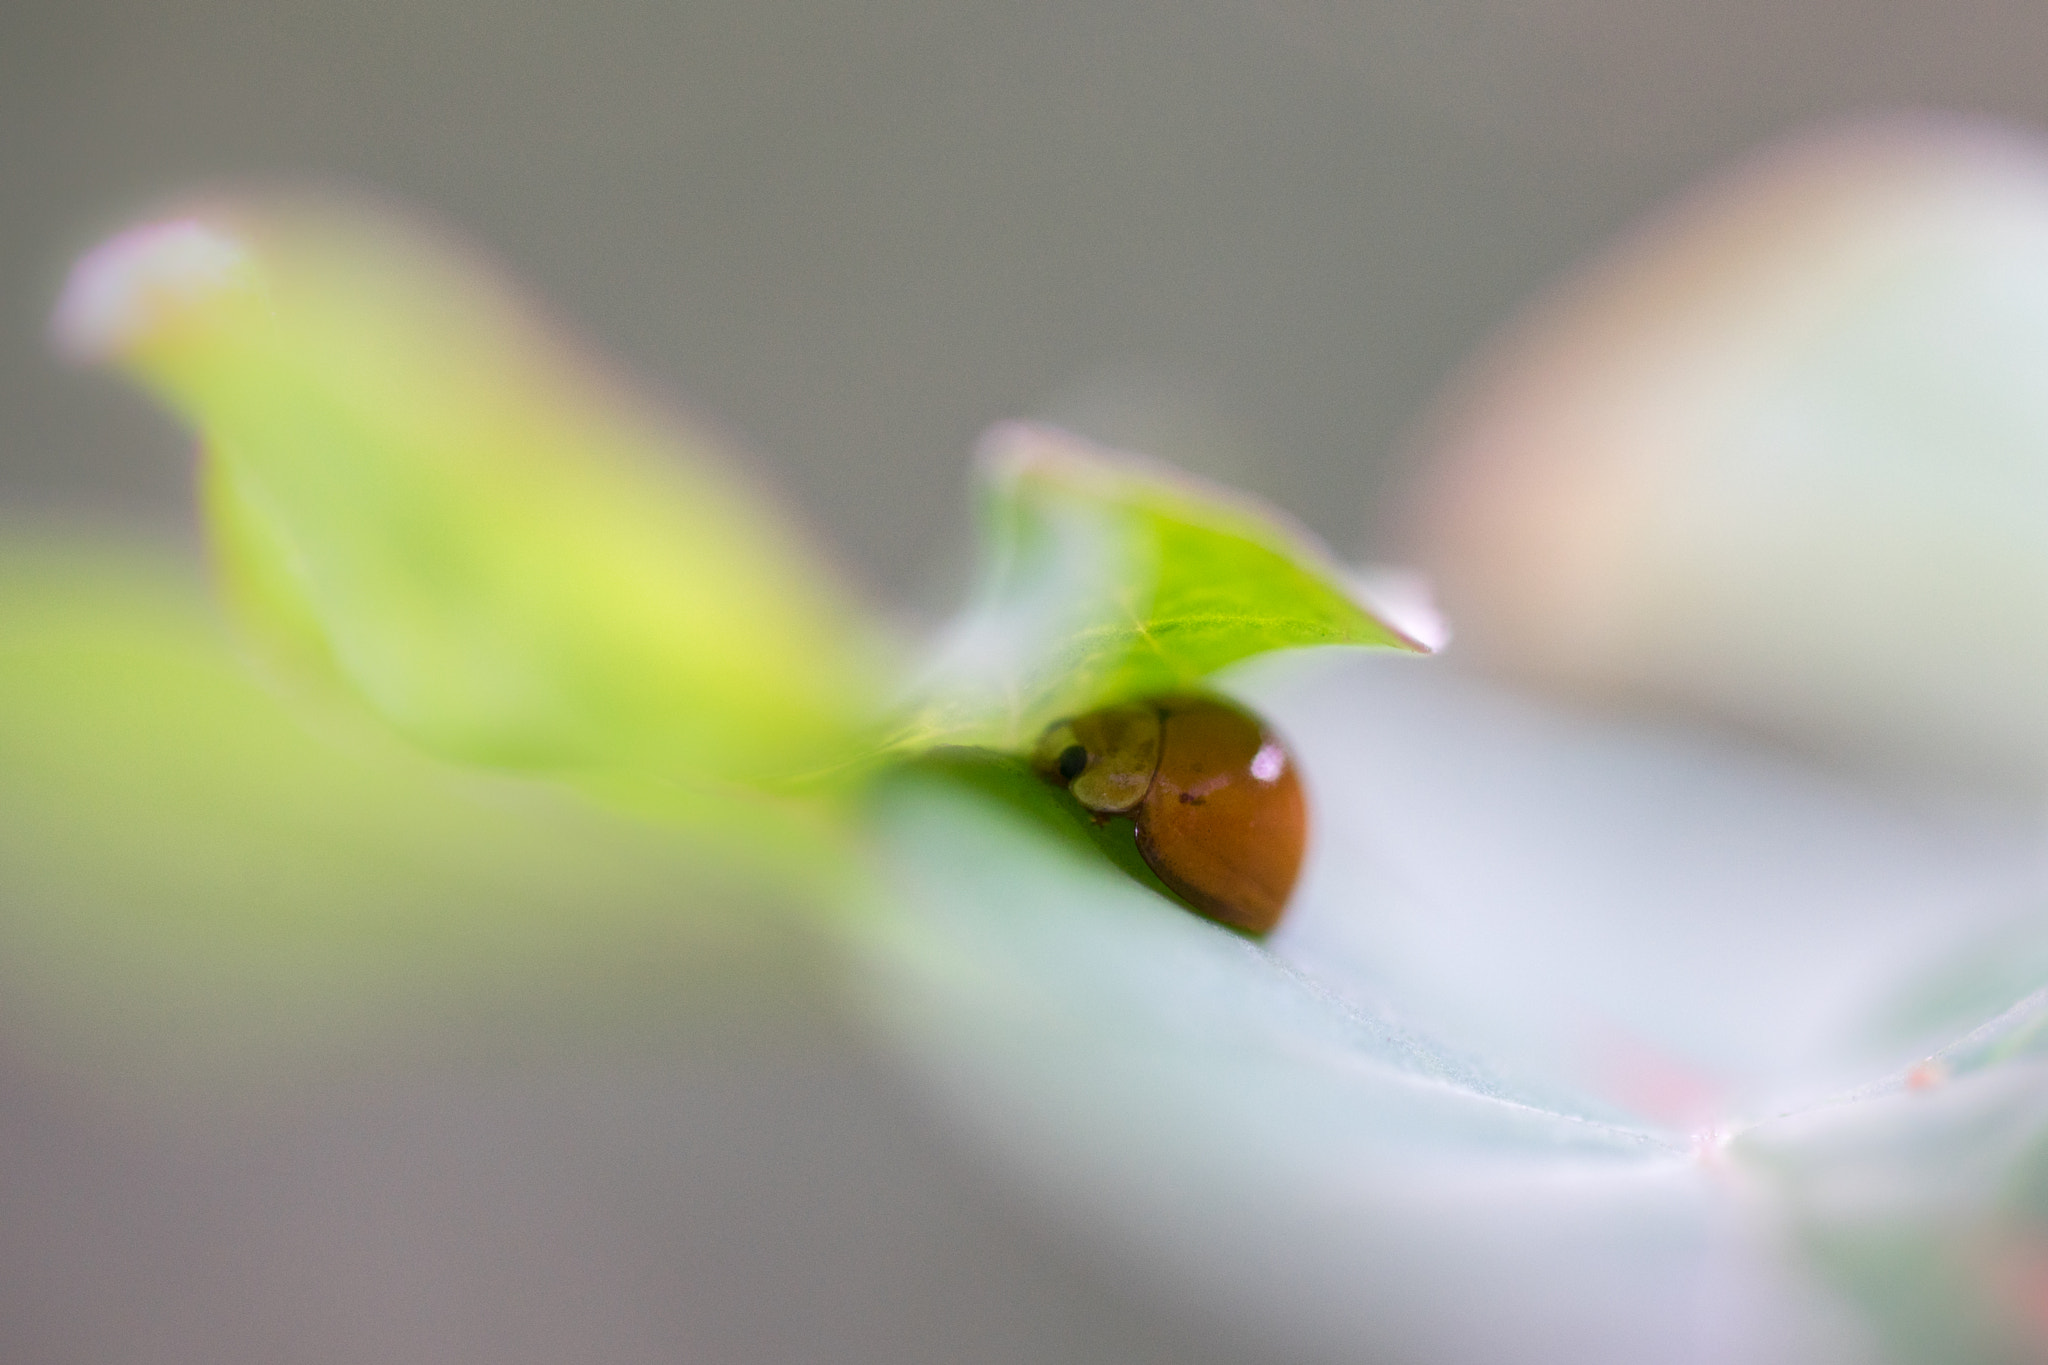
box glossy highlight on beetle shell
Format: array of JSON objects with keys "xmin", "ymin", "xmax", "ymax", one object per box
[{"xmin": 1032, "ymin": 696, "xmax": 1306, "ymax": 935}]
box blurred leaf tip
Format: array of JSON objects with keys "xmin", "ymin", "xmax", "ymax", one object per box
[
  {"xmin": 52, "ymin": 217, "xmax": 257, "ymax": 365},
  {"xmin": 55, "ymin": 192, "xmax": 890, "ymax": 793}
]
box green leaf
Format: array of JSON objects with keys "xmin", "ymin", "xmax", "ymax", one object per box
[
  {"xmin": 55, "ymin": 206, "xmax": 1419, "ymax": 800},
  {"xmin": 0, "ymin": 537, "xmax": 848, "ymax": 1089},
  {"xmin": 901, "ymin": 423, "xmax": 1421, "ymax": 753},
  {"xmin": 55, "ymin": 203, "xmax": 888, "ymax": 790}
]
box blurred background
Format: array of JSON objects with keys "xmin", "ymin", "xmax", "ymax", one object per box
[{"xmin": 12, "ymin": 1, "xmax": 2048, "ymax": 1361}]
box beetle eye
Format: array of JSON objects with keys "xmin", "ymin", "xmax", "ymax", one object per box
[{"xmin": 1029, "ymin": 705, "xmax": 1158, "ymax": 813}]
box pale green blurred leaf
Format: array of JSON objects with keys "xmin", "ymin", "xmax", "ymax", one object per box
[
  {"xmin": 0, "ymin": 538, "xmax": 838, "ymax": 1090},
  {"xmin": 57, "ymin": 203, "xmax": 888, "ymax": 789}
]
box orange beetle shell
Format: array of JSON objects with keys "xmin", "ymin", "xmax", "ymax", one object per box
[{"xmin": 1035, "ymin": 696, "xmax": 1307, "ymax": 935}]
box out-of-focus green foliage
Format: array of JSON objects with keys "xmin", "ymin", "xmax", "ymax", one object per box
[
  {"xmin": 0, "ymin": 537, "xmax": 833, "ymax": 1086},
  {"xmin": 902, "ymin": 422, "xmax": 1420, "ymax": 753}
]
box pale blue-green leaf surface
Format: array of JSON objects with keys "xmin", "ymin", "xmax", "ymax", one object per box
[{"xmin": 853, "ymin": 646, "xmax": 2048, "ymax": 1365}]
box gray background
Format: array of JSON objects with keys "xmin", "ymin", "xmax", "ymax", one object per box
[{"xmin": 10, "ymin": 1, "xmax": 2048, "ymax": 1361}]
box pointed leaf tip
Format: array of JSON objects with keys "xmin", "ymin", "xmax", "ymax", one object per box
[{"xmin": 909, "ymin": 423, "xmax": 1423, "ymax": 751}]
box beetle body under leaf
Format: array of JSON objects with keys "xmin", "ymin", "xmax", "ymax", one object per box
[{"xmin": 1033, "ymin": 697, "xmax": 1305, "ymax": 935}]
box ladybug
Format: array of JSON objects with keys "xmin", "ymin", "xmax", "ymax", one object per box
[{"xmin": 1031, "ymin": 696, "xmax": 1306, "ymax": 935}]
